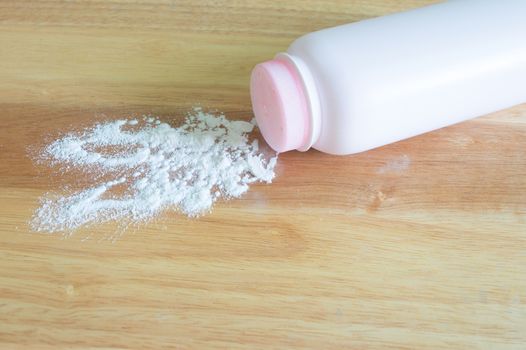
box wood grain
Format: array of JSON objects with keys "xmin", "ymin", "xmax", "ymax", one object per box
[{"xmin": 1, "ymin": 1, "xmax": 525, "ymax": 349}]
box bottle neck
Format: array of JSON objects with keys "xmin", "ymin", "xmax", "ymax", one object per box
[
  {"xmin": 277, "ymin": 53, "xmax": 321, "ymax": 152},
  {"xmin": 250, "ymin": 53, "xmax": 321, "ymax": 153}
]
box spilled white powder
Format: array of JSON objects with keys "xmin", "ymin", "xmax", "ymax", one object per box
[
  {"xmin": 376, "ymin": 154, "xmax": 411, "ymax": 174},
  {"xmin": 31, "ymin": 108, "xmax": 277, "ymax": 233}
]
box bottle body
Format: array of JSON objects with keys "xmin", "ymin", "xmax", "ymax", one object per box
[{"xmin": 251, "ymin": 0, "xmax": 526, "ymax": 155}]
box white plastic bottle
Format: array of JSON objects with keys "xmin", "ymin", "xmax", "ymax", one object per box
[{"xmin": 250, "ymin": 0, "xmax": 526, "ymax": 155}]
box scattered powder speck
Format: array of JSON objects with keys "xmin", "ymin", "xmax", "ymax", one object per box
[
  {"xmin": 31, "ymin": 108, "xmax": 278, "ymax": 233},
  {"xmin": 376, "ymin": 154, "xmax": 411, "ymax": 174}
]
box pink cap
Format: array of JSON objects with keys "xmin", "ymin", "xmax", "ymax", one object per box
[{"xmin": 250, "ymin": 59, "xmax": 310, "ymax": 153}]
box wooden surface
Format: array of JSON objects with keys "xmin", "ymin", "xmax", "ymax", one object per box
[{"xmin": 1, "ymin": 1, "xmax": 525, "ymax": 349}]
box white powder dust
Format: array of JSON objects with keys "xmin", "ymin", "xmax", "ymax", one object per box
[
  {"xmin": 376, "ymin": 154, "xmax": 411, "ymax": 174},
  {"xmin": 31, "ymin": 108, "xmax": 277, "ymax": 233}
]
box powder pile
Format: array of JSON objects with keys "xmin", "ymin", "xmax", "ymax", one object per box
[{"xmin": 31, "ymin": 108, "xmax": 277, "ymax": 233}]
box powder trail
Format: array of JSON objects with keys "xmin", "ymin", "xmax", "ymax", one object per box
[{"xmin": 31, "ymin": 108, "xmax": 277, "ymax": 233}]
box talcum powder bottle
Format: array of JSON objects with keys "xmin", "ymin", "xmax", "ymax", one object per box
[{"xmin": 250, "ymin": 0, "xmax": 526, "ymax": 155}]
